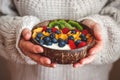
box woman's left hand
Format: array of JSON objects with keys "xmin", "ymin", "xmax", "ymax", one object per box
[{"xmin": 73, "ymin": 19, "xmax": 103, "ymax": 68}]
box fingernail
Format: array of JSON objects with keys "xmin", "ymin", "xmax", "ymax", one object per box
[
  {"xmin": 46, "ymin": 60, "xmax": 51, "ymax": 64},
  {"xmin": 26, "ymin": 33, "xmax": 30, "ymax": 37},
  {"xmin": 40, "ymin": 48, "xmax": 44, "ymax": 53},
  {"xmin": 25, "ymin": 33, "xmax": 31, "ymax": 39},
  {"xmin": 74, "ymin": 64, "xmax": 79, "ymax": 68},
  {"xmin": 80, "ymin": 61, "xmax": 85, "ymax": 64},
  {"xmin": 53, "ymin": 64, "xmax": 56, "ymax": 68}
]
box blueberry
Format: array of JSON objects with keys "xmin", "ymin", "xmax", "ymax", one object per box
[
  {"xmin": 46, "ymin": 42, "xmax": 52, "ymax": 46},
  {"xmin": 39, "ymin": 40, "xmax": 44, "ymax": 45},
  {"xmin": 80, "ymin": 34, "xmax": 85, "ymax": 38},
  {"xmin": 75, "ymin": 40, "xmax": 81, "ymax": 46},
  {"xmin": 64, "ymin": 39, "xmax": 68, "ymax": 44},
  {"xmin": 51, "ymin": 38, "xmax": 57, "ymax": 43},
  {"xmin": 50, "ymin": 33, "xmax": 55, "ymax": 39},
  {"xmin": 58, "ymin": 41, "xmax": 66, "ymax": 47},
  {"xmin": 56, "ymin": 30, "xmax": 61, "ymax": 34},
  {"xmin": 37, "ymin": 33, "xmax": 43, "ymax": 38},
  {"xmin": 43, "ymin": 36, "xmax": 51, "ymax": 42},
  {"xmin": 81, "ymin": 37, "xmax": 87, "ymax": 41},
  {"xmin": 58, "ymin": 38, "xmax": 64, "ymax": 43},
  {"xmin": 71, "ymin": 30, "xmax": 76, "ymax": 34},
  {"xmin": 46, "ymin": 28, "xmax": 52, "ymax": 33},
  {"xmin": 68, "ymin": 36, "xmax": 74, "ymax": 40},
  {"xmin": 36, "ymin": 37, "xmax": 40, "ymax": 42}
]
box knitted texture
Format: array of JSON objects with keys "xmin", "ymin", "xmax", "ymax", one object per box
[
  {"xmin": 14, "ymin": 0, "xmax": 107, "ymax": 21},
  {"xmin": 13, "ymin": 0, "xmax": 120, "ymax": 64},
  {"xmin": 1, "ymin": 0, "xmax": 120, "ymax": 63},
  {"xmin": 0, "ymin": 16, "xmax": 40, "ymax": 64},
  {"xmin": 79, "ymin": 14, "xmax": 120, "ymax": 64},
  {"xmin": 0, "ymin": 0, "xmax": 120, "ymax": 80},
  {"xmin": 0, "ymin": 0, "xmax": 120, "ymax": 65}
]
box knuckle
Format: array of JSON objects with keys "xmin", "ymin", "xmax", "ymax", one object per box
[{"xmin": 32, "ymin": 46, "xmax": 38, "ymax": 53}]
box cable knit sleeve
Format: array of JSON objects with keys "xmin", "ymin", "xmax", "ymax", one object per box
[
  {"xmin": 0, "ymin": 16, "xmax": 40, "ymax": 64},
  {"xmin": 0, "ymin": 0, "xmax": 40, "ymax": 64},
  {"xmin": 79, "ymin": 0, "xmax": 120, "ymax": 64}
]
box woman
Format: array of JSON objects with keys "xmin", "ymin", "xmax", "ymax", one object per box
[{"xmin": 0, "ymin": 0, "xmax": 120, "ymax": 80}]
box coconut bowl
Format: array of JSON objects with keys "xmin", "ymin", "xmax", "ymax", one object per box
[{"xmin": 31, "ymin": 19, "xmax": 95, "ymax": 64}]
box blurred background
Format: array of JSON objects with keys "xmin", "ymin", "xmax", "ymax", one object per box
[{"xmin": 0, "ymin": 56, "xmax": 120, "ymax": 80}]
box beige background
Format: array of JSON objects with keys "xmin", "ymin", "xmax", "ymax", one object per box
[{"xmin": 0, "ymin": 56, "xmax": 120, "ymax": 80}]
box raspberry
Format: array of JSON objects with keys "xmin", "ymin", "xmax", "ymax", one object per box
[
  {"xmin": 51, "ymin": 27, "xmax": 58, "ymax": 32},
  {"xmin": 42, "ymin": 26, "xmax": 47, "ymax": 31},
  {"xmin": 68, "ymin": 40, "xmax": 76, "ymax": 49},
  {"xmin": 62, "ymin": 28, "xmax": 70, "ymax": 34},
  {"xmin": 78, "ymin": 41, "xmax": 87, "ymax": 48},
  {"xmin": 82, "ymin": 29, "xmax": 88, "ymax": 35}
]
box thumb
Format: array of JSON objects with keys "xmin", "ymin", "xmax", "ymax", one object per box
[{"xmin": 22, "ymin": 28, "xmax": 31, "ymax": 40}]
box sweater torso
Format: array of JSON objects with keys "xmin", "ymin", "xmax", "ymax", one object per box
[{"xmin": 14, "ymin": 0, "xmax": 107, "ymax": 21}]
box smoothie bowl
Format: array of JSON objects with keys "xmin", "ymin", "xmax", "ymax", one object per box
[{"xmin": 31, "ymin": 19, "xmax": 95, "ymax": 64}]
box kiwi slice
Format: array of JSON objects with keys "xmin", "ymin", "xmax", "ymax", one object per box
[
  {"xmin": 49, "ymin": 21, "xmax": 60, "ymax": 28},
  {"xmin": 58, "ymin": 20, "xmax": 75, "ymax": 30},
  {"xmin": 68, "ymin": 20, "xmax": 83, "ymax": 31}
]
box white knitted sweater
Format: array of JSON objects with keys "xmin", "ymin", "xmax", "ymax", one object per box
[{"xmin": 0, "ymin": 0, "xmax": 120, "ymax": 80}]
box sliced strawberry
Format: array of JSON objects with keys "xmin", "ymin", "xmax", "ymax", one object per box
[
  {"xmin": 42, "ymin": 26, "xmax": 47, "ymax": 31},
  {"xmin": 68, "ymin": 40, "xmax": 76, "ymax": 49},
  {"xmin": 82, "ymin": 29, "xmax": 88, "ymax": 35},
  {"xmin": 78, "ymin": 41, "xmax": 87, "ymax": 48},
  {"xmin": 51, "ymin": 27, "xmax": 58, "ymax": 32},
  {"xmin": 62, "ymin": 28, "xmax": 70, "ymax": 34}
]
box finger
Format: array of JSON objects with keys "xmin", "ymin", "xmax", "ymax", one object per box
[
  {"xmin": 73, "ymin": 54, "xmax": 95, "ymax": 67},
  {"xmin": 28, "ymin": 53, "xmax": 56, "ymax": 68},
  {"xmin": 19, "ymin": 39, "xmax": 43, "ymax": 53},
  {"xmin": 37, "ymin": 61, "xmax": 57, "ymax": 68},
  {"xmin": 89, "ymin": 40, "xmax": 103, "ymax": 55},
  {"xmin": 22, "ymin": 28, "xmax": 32, "ymax": 40},
  {"xmin": 73, "ymin": 63, "xmax": 84, "ymax": 68},
  {"xmin": 80, "ymin": 55, "xmax": 95, "ymax": 64},
  {"xmin": 93, "ymin": 23, "xmax": 102, "ymax": 41},
  {"xmin": 82, "ymin": 19, "xmax": 95, "ymax": 29}
]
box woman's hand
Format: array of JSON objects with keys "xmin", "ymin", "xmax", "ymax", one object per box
[
  {"xmin": 19, "ymin": 28, "xmax": 56, "ymax": 68},
  {"xmin": 73, "ymin": 19, "xmax": 103, "ymax": 68}
]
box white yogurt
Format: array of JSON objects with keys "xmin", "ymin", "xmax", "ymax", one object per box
[{"xmin": 42, "ymin": 43, "xmax": 71, "ymax": 50}]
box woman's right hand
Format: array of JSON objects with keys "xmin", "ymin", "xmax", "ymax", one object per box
[{"xmin": 19, "ymin": 28, "xmax": 56, "ymax": 68}]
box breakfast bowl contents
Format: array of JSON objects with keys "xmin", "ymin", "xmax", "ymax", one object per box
[{"xmin": 31, "ymin": 19, "xmax": 95, "ymax": 64}]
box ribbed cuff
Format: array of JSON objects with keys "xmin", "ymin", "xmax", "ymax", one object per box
[{"xmin": 15, "ymin": 16, "xmax": 40, "ymax": 64}]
